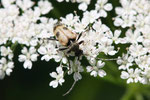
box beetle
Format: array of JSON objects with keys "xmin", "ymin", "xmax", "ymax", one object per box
[
  {"xmin": 53, "ymin": 24, "xmax": 84, "ymax": 57},
  {"xmin": 52, "ymin": 24, "xmax": 85, "ymax": 96}
]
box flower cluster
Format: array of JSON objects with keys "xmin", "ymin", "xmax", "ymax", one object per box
[
  {"xmin": 0, "ymin": 0, "xmax": 54, "ymax": 78},
  {"xmin": 0, "ymin": 46, "xmax": 14, "ymax": 79},
  {"xmin": 0, "ymin": 0, "xmax": 150, "ymax": 94},
  {"xmin": 115, "ymin": 0, "xmax": 150, "ymax": 84}
]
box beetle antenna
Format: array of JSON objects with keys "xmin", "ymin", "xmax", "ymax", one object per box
[{"xmin": 63, "ymin": 80, "xmax": 77, "ymax": 96}]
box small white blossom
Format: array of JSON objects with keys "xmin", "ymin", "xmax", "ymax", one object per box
[
  {"xmin": 38, "ymin": 43, "xmax": 58, "ymax": 62},
  {"xmin": 110, "ymin": 30, "xmax": 122, "ymax": 44},
  {"xmin": 0, "ymin": 46, "xmax": 14, "ymax": 60},
  {"xmin": 78, "ymin": 2, "xmax": 88, "ymax": 11},
  {"xmin": 87, "ymin": 60, "xmax": 106, "ymax": 77},
  {"xmin": 61, "ymin": 13, "xmax": 79, "ymax": 27},
  {"xmin": 93, "ymin": 19, "xmax": 110, "ymax": 33},
  {"xmin": 95, "ymin": 0, "xmax": 113, "ymax": 17},
  {"xmin": 1, "ymin": 0, "xmax": 15, "ymax": 8},
  {"xmin": 0, "ymin": 57, "xmax": 14, "ymax": 79},
  {"xmin": 141, "ymin": 67, "xmax": 150, "ymax": 84},
  {"xmin": 82, "ymin": 10, "xmax": 100, "ymax": 25},
  {"xmin": 129, "ymin": 44, "xmax": 147, "ymax": 58},
  {"xmin": 18, "ymin": 47, "xmax": 39, "ymax": 69},
  {"xmin": 68, "ymin": 58, "xmax": 84, "ymax": 81},
  {"xmin": 49, "ymin": 66, "xmax": 65, "ymax": 88},
  {"xmin": 117, "ymin": 54, "xmax": 133, "ymax": 70},
  {"xmin": 38, "ymin": 0, "xmax": 53, "ymax": 15},
  {"xmin": 125, "ymin": 29, "xmax": 143, "ymax": 44},
  {"xmin": 121, "ymin": 68, "xmax": 141, "ymax": 83},
  {"xmin": 135, "ymin": 55, "xmax": 150, "ymax": 70},
  {"xmin": 16, "ymin": 0, "xmax": 34, "ymax": 11}
]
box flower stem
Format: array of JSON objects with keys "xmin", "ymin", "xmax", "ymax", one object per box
[{"xmin": 10, "ymin": 42, "xmax": 18, "ymax": 52}]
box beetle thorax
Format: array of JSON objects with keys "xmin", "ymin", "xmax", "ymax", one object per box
[{"xmin": 69, "ymin": 42, "xmax": 80, "ymax": 52}]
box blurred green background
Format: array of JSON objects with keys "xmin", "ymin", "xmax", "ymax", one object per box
[{"xmin": 1, "ymin": 0, "xmax": 150, "ymax": 100}]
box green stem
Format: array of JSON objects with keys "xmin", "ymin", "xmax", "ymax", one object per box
[
  {"xmin": 135, "ymin": 92, "xmax": 144, "ymax": 100},
  {"xmin": 121, "ymin": 84, "xmax": 142, "ymax": 100},
  {"xmin": 10, "ymin": 42, "xmax": 18, "ymax": 52}
]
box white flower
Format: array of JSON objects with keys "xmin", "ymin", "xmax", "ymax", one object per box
[
  {"xmin": 61, "ymin": 13, "xmax": 79, "ymax": 27},
  {"xmin": 0, "ymin": 57, "xmax": 14, "ymax": 79},
  {"xmin": 134, "ymin": 14, "xmax": 150, "ymax": 33},
  {"xmin": 82, "ymin": 10, "xmax": 100, "ymax": 25},
  {"xmin": 141, "ymin": 67, "xmax": 150, "ymax": 84},
  {"xmin": 98, "ymin": 37, "xmax": 116, "ymax": 55},
  {"xmin": 38, "ymin": 0, "xmax": 53, "ymax": 15},
  {"xmin": 115, "ymin": 15, "xmax": 136, "ymax": 28},
  {"xmin": 125, "ymin": 29, "xmax": 143, "ymax": 44},
  {"xmin": 129, "ymin": 44, "xmax": 147, "ymax": 58},
  {"xmin": 16, "ymin": 0, "xmax": 34, "ymax": 11},
  {"xmin": 0, "ymin": 46, "xmax": 14, "ymax": 60},
  {"xmin": 114, "ymin": 0, "xmax": 137, "ymax": 28},
  {"xmin": 73, "ymin": 21, "xmax": 88, "ymax": 33},
  {"xmin": 49, "ymin": 66, "xmax": 65, "ymax": 88},
  {"xmin": 92, "ymin": 19, "xmax": 110, "ymax": 33},
  {"xmin": 135, "ymin": 55, "xmax": 150, "ymax": 70},
  {"xmin": 38, "ymin": 42, "xmax": 67, "ymax": 63},
  {"xmin": 117, "ymin": 54, "xmax": 133, "ymax": 70},
  {"xmin": 68, "ymin": 58, "xmax": 84, "ymax": 81},
  {"xmin": 18, "ymin": 47, "xmax": 39, "ymax": 69},
  {"xmin": 115, "ymin": 0, "xmax": 136, "ymax": 16},
  {"xmin": 87, "ymin": 60, "xmax": 106, "ymax": 77},
  {"xmin": 121, "ymin": 68, "xmax": 141, "ymax": 84},
  {"xmin": 95, "ymin": 0, "xmax": 113, "ymax": 17},
  {"xmin": 38, "ymin": 43, "xmax": 58, "ymax": 62},
  {"xmin": 78, "ymin": 2, "xmax": 88, "ymax": 11},
  {"xmin": 1, "ymin": 0, "xmax": 15, "ymax": 8},
  {"xmin": 113, "ymin": 17, "xmax": 123, "ymax": 27},
  {"xmin": 110, "ymin": 30, "xmax": 122, "ymax": 44}
]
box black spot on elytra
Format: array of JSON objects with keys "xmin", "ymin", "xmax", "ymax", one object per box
[
  {"xmin": 53, "ymin": 25, "xmax": 61, "ymax": 31},
  {"xmin": 63, "ymin": 27, "xmax": 68, "ymax": 30},
  {"xmin": 53, "ymin": 26, "xmax": 57, "ymax": 31},
  {"xmin": 56, "ymin": 32, "xmax": 60, "ymax": 37}
]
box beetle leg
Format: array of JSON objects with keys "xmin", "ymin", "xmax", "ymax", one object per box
[
  {"xmin": 59, "ymin": 47, "xmax": 68, "ymax": 51},
  {"xmin": 78, "ymin": 41, "xmax": 84, "ymax": 45},
  {"xmin": 77, "ymin": 33, "xmax": 82, "ymax": 41},
  {"xmin": 47, "ymin": 37, "xmax": 58, "ymax": 41},
  {"xmin": 38, "ymin": 37, "xmax": 57, "ymax": 41},
  {"xmin": 76, "ymin": 27, "xmax": 90, "ymax": 41}
]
